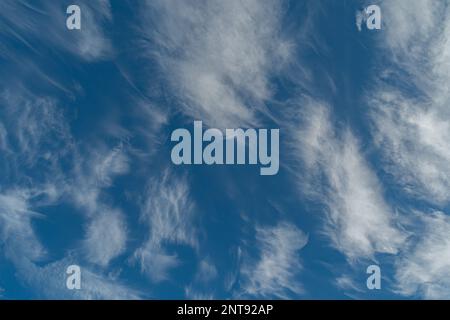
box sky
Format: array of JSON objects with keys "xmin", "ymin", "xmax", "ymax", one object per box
[{"xmin": 0, "ymin": 0, "xmax": 450, "ymax": 300}]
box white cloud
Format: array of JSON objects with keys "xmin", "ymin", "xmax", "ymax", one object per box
[
  {"xmin": 196, "ymin": 259, "xmax": 218, "ymax": 283},
  {"xmin": 17, "ymin": 258, "xmax": 141, "ymax": 300},
  {"xmin": 93, "ymin": 144, "xmax": 130, "ymax": 188},
  {"xmin": 73, "ymin": 268, "xmax": 141, "ymax": 300},
  {"xmin": 75, "ymin": 1, "xmax": 114, "ymax": 60},
  {"xmin": 142, "ymin": 0, "xmax": 292, "ymax": 128},
  {"xmin": 336, "ymin": 274, "xmax": 365, "ymax": 294},
  {"xmin": 292, "ymin": 102, "xmax": 405, "ymax": 259},
  {"xmin": 184, "ymin": 286, "xmax": 215, "ymax": 300},
  {"xmin": 134, "ymin": 244, "xmax": 180, "ymax": 283},
  {"xmin": 69, "ymin": 144, "xmax": 128, "ymax": 210},
  {"xmin": 68, "ymin": 144, "xmax": 130, "ymax": 267},
  {"xmin": 133, "ymin": 169, "xmax": 198, "ymax": 282},
  {"xmin": 142, "ymin": 170, "xmax": 197, "ymax": 247},
  {"xmin": 369, "ymin": 1, "xmax": 450, "ymax": 205},
  {"xmin": 0, "ymin": 3, "xmax": 143, "ymax": 296},
  {"xmin": 0, "ymin": 86, "xmax": 130, "ymax": 270},
  {"xmin": 364, "ymin": 0, "xmax": 450, "ymax": 299},
  {"xmin": 0, "ymin": 190, "xmax": 45, "ymax": 261},
  {"xmin": 381, "ymin": 0, "xmax": 440, "ymax": 59},
  {"xmin": 240, "ymin": 222, "xmax": 307, "ymax": 298},
  {"xmin": 0, "ymin": 88, "xmax": 73, "ymax": 171},
  {"xmin": 0, "ymin": 88, "xmax": 74, "ymax": 264},
  {"xmin": 82, "ymin": 209, "xmax": 127, "ymax": 267},
  {"xmin": 395, "ymin": 212, "xmax": 450, "ymax": 299},
  {"xmin": 0, "ymin": 0, "xmax": 113, "ymax": 61},
  {"xmin": 370, "ymin": 91, "xmax": 450, "ymax": 204},
  {"xmin": 0, "ymin": 122, "xmax": 8, "ymax": 151},
  {"xmin": 0, "ymin": 87, "xmax": 136, "ymax": 297},
  {"xmin": 0, "ymin": 189, "xmax": 138, "ymax": 299},
  {"xmin": 355, "ymin": 10, "xmax": 365, "ymax": 32}
]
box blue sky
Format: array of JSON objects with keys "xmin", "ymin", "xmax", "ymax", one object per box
[{"xmin": 1, "ymin": 0, "xmax": 450, "ymax": 300}]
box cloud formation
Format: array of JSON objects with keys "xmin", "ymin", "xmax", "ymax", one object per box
[
  {"xmin": 240, "ymin": 222, "xmax": 307, "ymax": 298},
  {"xmin": 142, "ymin": 0, "xmax": 292, "ymax": 128},
  {"xmin": 134, "ymin": 169, "xmax": 198, "ymax": 282},
  {"xmin": 292, "ymin": 101, "xmax": 405, "ymax": 259},
  {"xmin": 369, "ymin": 0, "xmax": 450, "ymax": 205},
  {"xmin": 0, "ymin": 0, "xmax": 114, "ymax": 61},
  {"xmin": 395, "ymin": 212, "xmax": 450, "ymax": 299}
]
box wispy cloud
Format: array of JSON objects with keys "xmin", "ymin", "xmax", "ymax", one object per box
[
  {"xmin": 82, "ymin": 209, "xmax": 127, "ymax": 267},
  {"xmin": 68, "ymin": 143, "xmax": 130, "ymax": 267},
  {"xmin": 133, "ymin": 169, "xmax": 198, "ymax": 282},
  {"xmin": 291, "ymin": 101, "xmax": 405, "ymax": 259},
  {"xmin": 355, "ymin": 10, "xmax": 365, "ymax": 32},
  {"xmin": 70, "ymin": 144, "xmax": 129, "ymax": 214},
  {"xmin": 0, "ymin": 190, "xmax": 46, "ymax": 262},
  {"xmin": 17, "ymin": 257, "xmax": 141, "ymax": 300},
  {"xmin": 0, "ymin": 88, "xmax": 73, "ymax": 176},
  {"xmin": 0, "ymin": 0, "xmax": 113, "ymax": 62},
  {"xmin": 369, "ymin": 0, "xmax": 450, "ymax": 205},
  {"xmin": 395, "ymin": 212, "xmax": 450, "ymax": 299},
  {"xmin": 141, "ymin": 0, "xmax": 292, "ymax": 128},
  {"xmin": 0, "ymin": 183, "xmax": 137, "ymax": 299},
  {"xmin": 239, "ymin": 222, "xmax": 307, "ymax": 298},
  {"xmin": 195, "ymin": 259, "xmax": 218, "ymax": 283},
  {"xmin": 0, "ymin": 87, "xmax": 73, "ymax": 263},
  {"xmin": 0, "ymin": 84, "xmax": 130, "ymax": 274},
  {"xmin": 184, "ymin": 286, "xmax": 215, "ymax": 300},
  {"xmin": 182, "ymin": 258, "xmax": 218, "ymax": 299},
  {"xmin": 336, "ymin": 274, "xmax": 365, "ymax": 294},
  {"xmin": 363, "ymin": 1, "xmax": 450, "ymax": 299}
]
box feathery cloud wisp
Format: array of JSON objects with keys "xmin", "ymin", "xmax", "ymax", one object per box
[
  {"xmin": 292, "ymin": 101, "xmax": 405, "ymax": 259},
  {"xmin": 142, "ymin": 0, "xmax": 292, "ymax": 128},
  {"xmin": 0, "ymin": 0, "xmax": 113, "ymax": 61},
  {"xmin": 240, "ymin": 222, "xmax": 307, "ymax": 298},
  {"xmin": 395, "ymin": 212, "xmax": 450, "ymax": 299},
  {"xmin": 134, "ymin": 169, "xmax": 198, "ymax": 282},
  {"xmin": 369, "ymin": 0, "xmax": 450, "ymax": 205}
]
